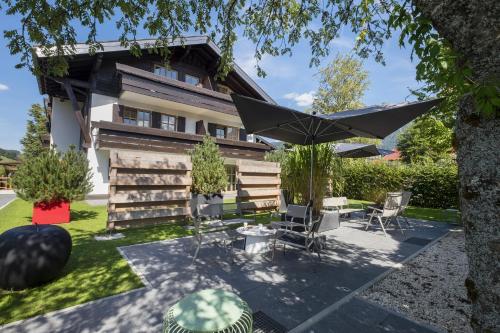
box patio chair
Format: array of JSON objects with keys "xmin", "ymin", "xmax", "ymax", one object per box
[
  {"xmin": 365, "ymin": 192, "xmax": 403, "ymax": 237},
  {"xmin": 191, "ymin": 204, "xmax": 245, "ymax": 265},
  {"xmin": 270, "ymin": 203, "xmax": 310, "ymax": 232},
  {"xmin": 272, "ymin": 210, "xmax": 340, "ymax": 261},
  {"xmin": 396, "ymin": 191, "xmax": 412, "ymax": 228}
]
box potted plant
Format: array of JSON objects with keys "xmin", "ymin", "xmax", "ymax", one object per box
[
  {"xmin": 12, "ymin": 146, "xmax": 93, "ymax": 224},
  {"xmin": 190, "ymin": 136, "xmax": 228, "ymax": 218}
]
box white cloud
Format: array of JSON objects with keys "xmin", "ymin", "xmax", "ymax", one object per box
[
  {"xmin": 283, "ymin": 91, "xmax": 316, "ymax": 107},
  {"xmin": 0, "ymin": 83, "xmax": 8, "ymax": 91}
]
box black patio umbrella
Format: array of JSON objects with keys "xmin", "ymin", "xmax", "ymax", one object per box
[
  {"xmin": 333, "ymin": 143, "xmax": 381, "ymax": 158},
  {"xmin": 231, "ymin": 94, "xmax": 441, "ymax": 217}
]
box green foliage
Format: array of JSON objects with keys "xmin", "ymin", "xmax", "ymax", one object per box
[
  {"xmin": 279, "ymin": 144, "xmax": 337, "ymax": 212},
  {"xmin": 312, "ymin": 53, "xmax": 369, "ymax": 114},
  {"xmin": 340, "ymin": 159, "xmax": 458, "ymax": 209},
  {"xmin": 2, "ymin": 0, "xmax": 496, "ymax": 116},
  {"xmin": 397, "ymin": 116, "xmax": 453, "ymax": 163},
  {"xmin": 0, "ymin": 165, "xmax": 6, "ymax": 177},
  {"xmin": 12, "ymin": 146, "xmax": 93, "ymax": 204},
  {"xmin": 190, "ymin": 136, "xmax": 227, "ymax": 195},
  {"xmin": 340, "ymin": 159, "xmax": 404, "ymax": 203},
  {"xmin": 20, "ymin": 104, "xmax": 49, "ymax": 160}
]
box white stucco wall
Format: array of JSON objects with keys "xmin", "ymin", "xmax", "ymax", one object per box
[
  {"xmin": 50, "ymin": 98, "xmax": 81, "ymax": 153},
  {"xmin": 88, "ymin": 93, "xmax": 117, "ymax": 195}
]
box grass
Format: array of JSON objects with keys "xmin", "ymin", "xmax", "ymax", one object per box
[
  {"xmin": 348, "ymin": 199, "xmax": 460, "ymax": 223},
  {"xmin": 0, "ymin": 199, "xmax": 192, "ymax": 325},
  {"xmin": 0, "ymin": 199, "xmax": 274, "ymax": 325}
]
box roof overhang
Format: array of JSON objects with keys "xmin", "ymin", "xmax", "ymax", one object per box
[{"xmin": 33, "ymin": 36, "xmax": 274, "ymax": 103}]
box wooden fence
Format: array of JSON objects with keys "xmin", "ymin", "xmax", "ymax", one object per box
[
  {"xmin": 107, "ymin": 151, "xmax": 192, "ymax": 229},
  {"xmin": 236, "ymin": 160, "xmax": 281, "ymax": 213}
]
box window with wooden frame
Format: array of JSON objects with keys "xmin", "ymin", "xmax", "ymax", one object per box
[
  {"xmin": 123, "ymin": 108, "xmax": 137, "ymax": 125},
  {"xmin": 185, "ymin": 74, "xmax": 201, "ymax": 86},
  {"xmin": 225, "ymin": 165, "xmax": 237, "ymax": 192},
  {"xmin": 226, "ymin": 126, "xmax": 239, "ymax": 141},
  {"xmin": 161, "ymin": 114, "xmax": 176, "ymax": 131},
  {"xmin": 154, "ymin": 65, "xmax": 178, "ymax": 80},
  {"xmin": 137, "ymin": 110, "xmax": 151, "ymax": 127}
]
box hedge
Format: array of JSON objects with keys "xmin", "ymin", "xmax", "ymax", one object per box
[{"xmin": 339, "ymin": 159, "xmax": 458, "ymax": 209}]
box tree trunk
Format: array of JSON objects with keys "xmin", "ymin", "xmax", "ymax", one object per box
[{"xmin": 413, "ymin": 1, "xmax": 500, "ymax": 331}]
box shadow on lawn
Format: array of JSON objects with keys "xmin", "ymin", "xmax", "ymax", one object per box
[{"xmin": 70, "ymin": 209, "xmax": 99, "ymax": 222}]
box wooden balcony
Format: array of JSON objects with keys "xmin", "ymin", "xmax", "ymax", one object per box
[{"xmin": 92, "ymin": 121, "xmax": 271, "ymax": 160}]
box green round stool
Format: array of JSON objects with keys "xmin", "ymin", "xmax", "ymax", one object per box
[{"xmin": 163, "ymin": 289, "xmax": 253, "ymax": 333}]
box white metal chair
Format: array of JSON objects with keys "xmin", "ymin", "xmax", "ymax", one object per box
[
  {"xmin": 396, "ymin": 191, "xmax": 412, "ymax": 228},
  {"xmin": 365, "ymin": 192, "xmax": 403, "ymax": 237}
]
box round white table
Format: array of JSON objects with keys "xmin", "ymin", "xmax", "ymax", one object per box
[{"xmin": 236, "ymin": 226, "xmax": 275, "ymax": 254}]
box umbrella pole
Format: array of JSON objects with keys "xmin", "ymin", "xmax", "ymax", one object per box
[{"xmin": 309, "ymin": 139, "xmax": 314, "ymax": 226}]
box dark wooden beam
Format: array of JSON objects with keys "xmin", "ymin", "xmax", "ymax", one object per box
[{"xmin": 63, "ymin": 79, "xmax": 92, "ymax": 144}]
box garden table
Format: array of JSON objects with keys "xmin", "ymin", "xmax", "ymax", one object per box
[
  {"xmin": 236, "ymin": 225, "xmax": 275, "ymax": 254},
  {"xmin": 164, "ymin": 289, "xmax": 253, "ymax": 333}
]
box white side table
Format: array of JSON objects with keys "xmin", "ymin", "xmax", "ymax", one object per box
[{"xmin": 236, "ymin": 226, "xmax": 275, "ymax": 254}]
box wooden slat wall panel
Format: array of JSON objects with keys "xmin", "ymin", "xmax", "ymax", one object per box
[
  {"xmin": 107, "ymin": 151, "xmax": 192, "ymax": 229},
  {"xmin": 236, "ymin": 160, "xmax": 281, "ymax": 213},
  {"xmin": 110, "ymin": 174, "xmax": 192, "ymax": 186}
]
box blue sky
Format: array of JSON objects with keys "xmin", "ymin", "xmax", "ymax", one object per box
[{"xmin": 0, "ymin": 14, "xmax": 422, "ymax": 151}]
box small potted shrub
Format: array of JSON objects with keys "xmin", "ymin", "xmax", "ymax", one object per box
[
  {"xmin": 190, "ymin": 136, "xmax": 228, "ymax": 218},
  {"xmin": 12, "ymin": 146, "xmax": 93, "ymax": 224}
]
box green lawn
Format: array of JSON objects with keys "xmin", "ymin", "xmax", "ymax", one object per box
[
  {"xmin": 348, "ymin": 199, "xmax": 460, "ymax": 223},
  {"xmin": 0, "ymin": 199, "xmax": 273, "ymax": 325},
  {"xmin": 0, "ymin": 199, "xmax": 193, "ymax": 325}
]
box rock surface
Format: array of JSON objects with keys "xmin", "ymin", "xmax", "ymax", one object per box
[{"xmin": 362, "ymin": 230, "xmax": 471, "ymax": 333}]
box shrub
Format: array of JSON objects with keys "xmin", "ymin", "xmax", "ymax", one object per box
[
  {"xmin": 0, "ymin": 165, "xmax": 5, "ymax": 177},
  {"xmin": 340, "ymin": 159, "xmax": 458, "ymax": 209},
  {"xmin": 190, "ymin": 136, "xmax": 227, "ymax": 195},
  {"xmin": 280, "ymin": 144, "xmax": 337, "ymax": 212},
  {"xmin": 12, "ymin": 146, "xmax": 93, "ymax": 204}
]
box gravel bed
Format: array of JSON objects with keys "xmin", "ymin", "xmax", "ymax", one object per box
[{"xmin": 361, "ymin": 230, "xmax": 471, "ymax": 333}]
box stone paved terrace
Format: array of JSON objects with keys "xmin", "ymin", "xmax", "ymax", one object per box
[{"xmin": 1, "ymin": 218, "xmax": 450, "ymax": 333}]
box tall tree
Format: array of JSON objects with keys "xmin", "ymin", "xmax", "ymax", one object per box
[
  {"xmin": 397, "ymin": 116, "xmax": 453, "ymax": 163},
  {"xmin": 20, "ymin": 104, "xmax": 49, "ymax": 160},
  {"xmin": 2, "ymin": 0, "xmax": 498, "ymax": 330},
  {"xmin": 312, "ymin": 53, "xmax": 369, "ymax": 114}
]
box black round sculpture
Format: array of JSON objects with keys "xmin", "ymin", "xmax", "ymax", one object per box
[{"xmin": 0, "ymin": 225, "xmax": 72, "ymax": 290}]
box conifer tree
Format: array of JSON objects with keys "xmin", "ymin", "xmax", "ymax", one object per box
[
  {"xmin": 190, "ymin": 136, "xmax": 227, "ymax": 195},
  {"xmin": 20, "ymin": 104, "xmax": 48, "ymax": 160}
]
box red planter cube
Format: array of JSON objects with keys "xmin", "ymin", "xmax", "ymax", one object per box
[{"xmin": 32, "ymin": 201, "xmax": 71, "ymax": 224}]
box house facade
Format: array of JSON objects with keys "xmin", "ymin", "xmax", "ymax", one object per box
[{"xmin": 34, "ymin": 37, "xmax": 275, "ymax": 199}]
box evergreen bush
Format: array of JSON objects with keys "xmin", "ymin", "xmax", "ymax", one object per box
[
  {"xmin": 340, "ymin": 159, "xmax": 458, "ymax": 209},
  {"xmin": 12, "ymin": 146, "xmax": 93, "ymax": 204},
  {"xmin": 190, "ymin": 136, "xmax": 227, "ymax": 195}
]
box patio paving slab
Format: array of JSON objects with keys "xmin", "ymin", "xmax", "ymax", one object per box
[{"xmin": 0, "ymin": 219, "xmax": 449, "ymax": 333}]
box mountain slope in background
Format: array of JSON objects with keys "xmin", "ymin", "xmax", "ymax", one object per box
[{"xmin": 0, "ymin": 148, "xmax": 21, "ymax": 160}]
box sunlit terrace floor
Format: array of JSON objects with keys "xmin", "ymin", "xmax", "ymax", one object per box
[{"xmin": 2, "ymin": 218, "xmax": 450, "ymax": 333}]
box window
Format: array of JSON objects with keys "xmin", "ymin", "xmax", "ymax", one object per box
[
  {"xmin": 225, "ymin": 165, "xmax": 237, "ymax": 192},
  {"xmin": 154, "ymin": 65, "xmax": 178, "ymax": 80},
  {"xmin": 161, "ymin": 114, "xmax": 176, "ymax": 131},
  {"xmin": 215, "ymin": 125, "xmax": 226, "ymax": 139},
  {"xmin": 137, "ymin": 110, "xmax": 151, "ymax": 127},
  {"xmin": 226, "ymin": 127, "xmax": 239, "ymax": 141},
  {"xmin": 123, "ymin": 108, "xmax": 137, "ymax": 125},
  {"xmin": 214, "ymin": 125, "xmax": 239, "ymax": 140},
  {"xmin": 185, "ymin": 74, "xmax": 200, "ymax": 86}
]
